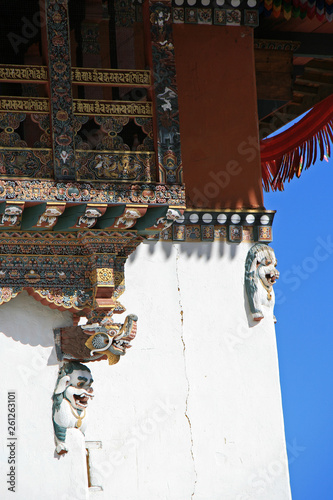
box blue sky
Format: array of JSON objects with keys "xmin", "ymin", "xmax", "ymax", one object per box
[{"xmin": 264, "ymin": 155, "xmax": 333, "ymax": 499}]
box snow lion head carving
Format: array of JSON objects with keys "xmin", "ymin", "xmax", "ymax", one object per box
[
  {"xmin": 245, "ymin": 243, "xmax": 279, "ymax": 322},
  {"xmin": 52, "ymin": 362, "xmax": 94, "ymax": 455}
]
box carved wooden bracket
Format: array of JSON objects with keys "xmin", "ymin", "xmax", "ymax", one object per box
[
  {"xmin": 54, "ymin": 314, "xmax": 138, "ymax": 364},
  {"xmin": 0, "ymin": 229, "xmax": 142, "ymax": 319}
]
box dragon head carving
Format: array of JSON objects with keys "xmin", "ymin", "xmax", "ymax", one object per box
[
  {"xmin": 54, "ymin": 313, "xmax": 138, "ymax": 364},
  {"xmin": 84, "ymin": 313, "xmax": 138, "ymax": 364}
]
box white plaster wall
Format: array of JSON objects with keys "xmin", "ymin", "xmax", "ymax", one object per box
[
  {"xmin": 85, "ymin": 240, "xmax": 292, "ymax": 500},
  {"xmin": 0, "ymin": 292, "xmax": 89, "ymax": 500},
  {"xmin": 0, "ymin": 240, "xmax": 292, "ymax": 500}
]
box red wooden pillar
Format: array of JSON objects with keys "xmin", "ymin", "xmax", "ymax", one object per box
[{"xmin": 173, "ymin": 25, "xmax": 264, "ymax": 209}]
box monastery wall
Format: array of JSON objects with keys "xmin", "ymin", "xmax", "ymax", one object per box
[
  {"xmin": 0, "ymin": 294, "xmax": 88, "ymax": 499},
  {"xmin": 0, "ymin": 240, "xmax": 291, "ymax": 500}
]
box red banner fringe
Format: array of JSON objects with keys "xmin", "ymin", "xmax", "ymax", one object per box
[{"xmin": 260, "ymin": 94, "xmax": 333, "ymax": 191}]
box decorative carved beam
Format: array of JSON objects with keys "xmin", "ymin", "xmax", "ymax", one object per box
[
  {"xmin": 21, "ymin": 203, "xmax": 48, "ymax": 229},
  {"xmin": 156, "ymin": 209, "xmax": 275, "ymax": 243},
  {"xmin": 0, "ymin": 98, "xmax": 49, "ymax": 113},
  {"xmin": 108, "ymin": 206, "xmax": 148, "ymax": 230},
  {"xmin": 52, "ymin": 205, "xmax": 88, "ymax": 231},
  {"xmin": 0, "ymin": 202, "xmax": 25, "ymax": 228},
  {"xmin": 0, "ymin": 98, "xmax": 154, "ymax": 117},
  {"xmin": 0, "ymin": 201, "xmax": 186, "ymax": 234},
  {"xmin": 0, "ymin": 230, "xmax": 143, "ymax": 318},
  {"xmin": 73, "ymin": 99, "xmax": 153, "ymax": 116},
  {"xmin": 0, "ymin": 65, "xmax": 48, "ymax": 83},
  {"xmin": 52, "ymin": 204, "xmax": 108, "ymax": 231},
  {"xmin": 94, "ymin": 204, "xmax": 126, "ymax": 229},
  {"xmin": 254, "ymin": 33, "xmax": 333, "ymax": 58},
  {"xmin": 71, "ymin": 67, "xmax": 151, "ymax": 87},
  {"xmin": 134, "ymin": 206, "xmax": 183, "ymax": 234},
  {"xmin": 0, "ymin": 64, "xmax": 151, "ymax": 87},
  {"xmin": 0, "ymin": 179, "xmax": 186, "ymax": 206},
  {"xmin": 21, "ymin": 203, "xmax": 66, "ymax": 230}
]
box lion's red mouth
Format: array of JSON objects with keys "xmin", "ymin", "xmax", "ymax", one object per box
[
  {"xmin": 73, "ymin": 389, "xmax": 93, "ymax": 408},
  {"xmin": 266, "ymin": 273, "xmax": 278, "ymax": 284},
  {"xmin": 74, "ymin": 394, "xmax": 89, "ymax": 407}
]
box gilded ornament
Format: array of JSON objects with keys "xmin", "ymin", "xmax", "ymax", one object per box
[
  {"xmin": 52, "ymin": 12, "xmax": 62, "ymax": 23},
  {"xmin": 56, "ymin": 110, "xmax": 69, "ymax": 121}
]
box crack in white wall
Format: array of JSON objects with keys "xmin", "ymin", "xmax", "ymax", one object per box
[{"xmin": 175, "ymin": 245, "xmax": 198, "ymax": 499}]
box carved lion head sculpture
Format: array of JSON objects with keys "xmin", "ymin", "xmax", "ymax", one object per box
[
  {"xmin": 52, "ymin": 361, "xmax": 94, "ymax": 455},
  {"xmin": 244, "ymin": 243, "xmax": 279, "ymax": 322}
]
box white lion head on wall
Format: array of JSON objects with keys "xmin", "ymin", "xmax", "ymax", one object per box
[
  {"xmin": 244, "ymin": 243, "xmax": 279, "ymax": 322},
  {"xmin": 52, "ymin": 362, "xmax": 94, "ymax": 455}
]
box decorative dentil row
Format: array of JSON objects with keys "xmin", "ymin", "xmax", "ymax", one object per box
[{"xmin": 0, "ymin": 201, "xmax": 182, "ymax": 232}]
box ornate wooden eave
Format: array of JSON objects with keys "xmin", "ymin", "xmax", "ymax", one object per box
[
  {"xmin": 255, "ymin": 8, "xmax": 333, "ymax": 137},
  {"xmin": 0, "ymin": 187, "xmax": 185, "ymax": 316},
  {"xmin": 0, "ymin": 0, "xmax": 185, "ymax": 324}
]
